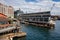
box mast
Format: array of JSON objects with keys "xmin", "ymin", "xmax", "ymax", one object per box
[
  {"xmin": 51, "ymin": 3, "xmax": 55, "ymax": 11},
  {"xmin": 50, "ymin": 3, "xmax": 55, "ymax": 16}
]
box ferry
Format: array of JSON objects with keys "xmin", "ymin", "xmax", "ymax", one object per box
[{"xmin": 19, "ymin": 11, "xmax": 55, "ymax": 28}]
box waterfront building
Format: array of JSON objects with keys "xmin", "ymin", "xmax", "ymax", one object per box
[
  {"xmin": 0, "ymin": 3, "xmax": 14, "ymax": 18},
  {"xmin": 19, "ymin": 11, "xmax": 55, "ymax": 28},
  {"xmin": 0, "ymin": 13, "xmax": 26, "ymax": 38},
  {"xmin": 0, "ymin": 13, "xmax": 20, "ymax": 35}
]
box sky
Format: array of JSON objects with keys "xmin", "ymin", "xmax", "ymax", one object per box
[
  {"xmin": 53, "ymin": 0, "xmax": 60, "ymax": 2},
  {"xmin": 0, "ymin": 0, "xmax": 60, "ymax": 15}
]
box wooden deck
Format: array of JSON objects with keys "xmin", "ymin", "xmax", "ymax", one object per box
[{"xmin": 0, "ymin": 32, "xmax": 26, "ymax": 40}]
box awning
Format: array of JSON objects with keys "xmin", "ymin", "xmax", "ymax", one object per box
[{"xmin": 0, "ymin": 13, "xmax": 7, "ymax": 18}]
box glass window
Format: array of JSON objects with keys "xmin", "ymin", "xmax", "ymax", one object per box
[
  {"xmin": 44, "ymin": 18, "xmax": 48, "ymax": 22},
  {"xmin": 0, "ymin": 21, "xmax": 8, "ymax": 25},
  {"xmin": 43, "ymin": 15, "xmax": 50, "ymax": 17},
  {"xmin": 40, "ymin": 18, "xmax": 43, "ymax": 21}
]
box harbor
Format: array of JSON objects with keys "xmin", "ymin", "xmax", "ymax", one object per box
[
  {"xmin": 0, "ymin": 3, "xmax": 26, "ymax": 39},
  {"xmin": 0, "ymin": 20, "xmax": 60, "ymax": 40},
  {"xmin": 13, "ymin": 20, "xmax": 60, "ymax": 40},
  {"xmin": 0, "ymin": 0, "xmax": 60, "ymax": 40},
  {"xmin": 0, "ymin": 3, "xmax": 57, "ymax": 40}
]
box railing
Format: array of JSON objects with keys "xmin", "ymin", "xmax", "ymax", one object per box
[
  {"xmin": 0, "ymin": 24, "xmax": 16, "ymax": 30},
  {"xmin": 0, "ymin": 26, "xmax": 16, "ymax": 33}
]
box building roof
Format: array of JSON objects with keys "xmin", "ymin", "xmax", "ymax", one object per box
[
  {"xmin": 0, "ymin": 13, "xmax": 9, "ymax": 28},
  {"xmin": 21, "ymin": 11, "xmax": 50, "ymax": 15},
  {"xmin": 0, "ymin": 13, "xmax": 7, "ymax": 18}
]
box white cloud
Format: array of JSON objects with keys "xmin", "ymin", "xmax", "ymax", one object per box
[
  {"xmin": 0, "ymin": 0, "xmax": 60, "ymax": 15},
  {"xmin": 36, "ymin": 0, "xmax": 52, "ymax": 2},
  {"xmin": 0, "ymin": 0, "xmax": 7, "ymax": 5}
]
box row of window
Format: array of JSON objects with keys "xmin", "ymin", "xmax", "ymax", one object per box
[
  {"xmin": 21, "ymin": 15, "xmax": 50, "ymax": 18},
  {"xmin": 0, "ymin": 21, "xmax": 8, "ymax": 25},
  {"xmin": 22, "ymin": 17, "xmax": 49, "ymax": 22}
]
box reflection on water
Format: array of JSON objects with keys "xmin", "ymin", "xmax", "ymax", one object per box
[{"xmin": 13, "ymin": 20, "xmax": 60, "ymax": 40}]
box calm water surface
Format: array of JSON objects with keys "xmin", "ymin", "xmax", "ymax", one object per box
[{"xmin": 14, "ymin": 20, "xmax": 60, "ymax": 40}]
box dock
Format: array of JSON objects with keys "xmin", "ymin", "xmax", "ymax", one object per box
[{"xmin": 0, "ymin": 32, "xmax": 26, "ymax": 40}]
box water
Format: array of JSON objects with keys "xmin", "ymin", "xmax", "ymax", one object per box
[{"xmin": 14, "ymin": 20, "xmax": 60, "ymax": 40}]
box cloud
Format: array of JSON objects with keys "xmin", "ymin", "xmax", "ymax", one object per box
[
  {"xmin": 0, "ymin": 0, "xmax": 7, "ymax": 5},
  {"xmin": 0, "ymin": 0, "xmax": 60, "ymax": 15},
  {"xmin": 36, "ymin": 0, "xmax": 52, "ymax": 2}
]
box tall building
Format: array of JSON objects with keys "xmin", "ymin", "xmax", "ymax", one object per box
[{"xmin": 0, "ymin": 3, "xmax": 14, "ymax": 18}]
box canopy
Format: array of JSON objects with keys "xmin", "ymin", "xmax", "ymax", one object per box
[
  {"xmin": 0, "ymin": 13, "xmax": 7, "ymax": 18},
  {"xmin": 0, "ymin": 13, "xmax": 8, "ymax": 21},
  {"xmin": 0, "ymin": 13, "xmax": 8, "ymax": 28}
]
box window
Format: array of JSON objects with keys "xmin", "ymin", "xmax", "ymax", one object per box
[
  {"xmin": 43, "ymin": 15, "xmax": 50, "ymax": 17},
  {"xmin": 40, "ymin": 18, "xmax": 43, "ymax": 21},
  {"xmin": 44, "ymin": 18, "xmax": 48, "ymax": 22},
  {"xmin": 0, "ymin": 21, "xmax": 8, "ymax": 25}
]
